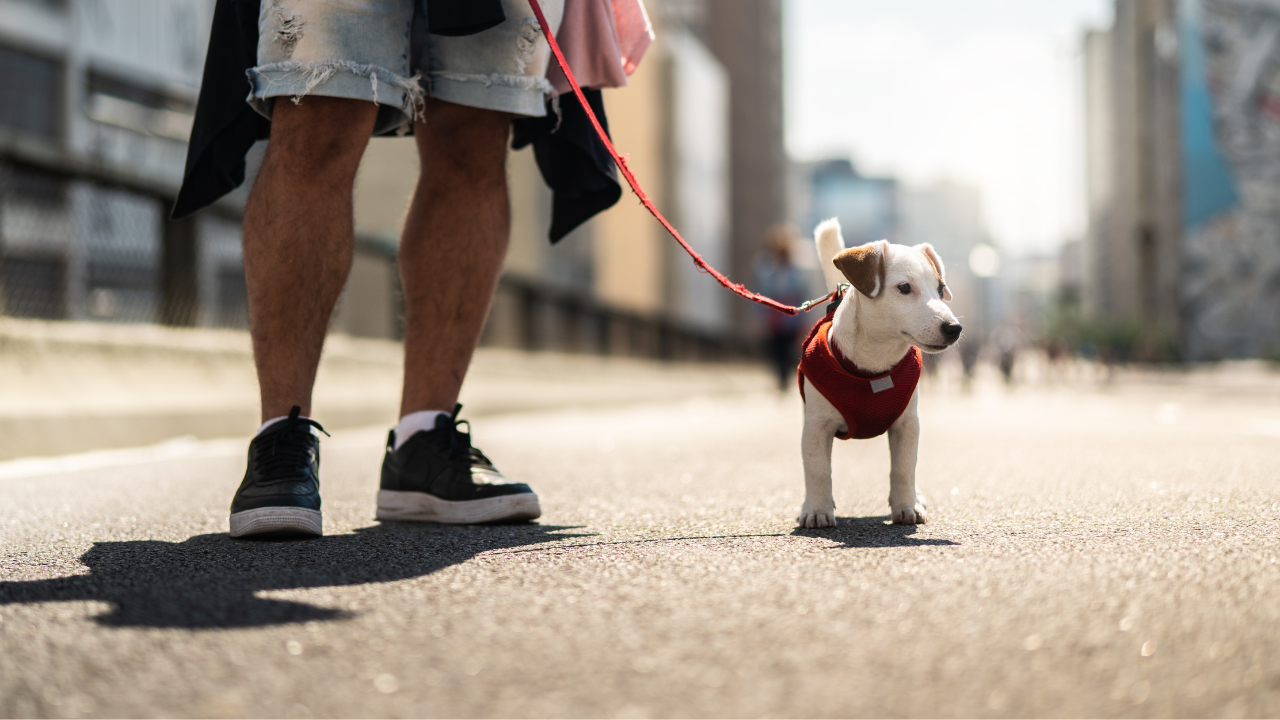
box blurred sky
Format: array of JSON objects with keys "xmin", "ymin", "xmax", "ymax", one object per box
[{"xmin": 784, "ymin": 0, "xmax": 1113, "ymax": 256}]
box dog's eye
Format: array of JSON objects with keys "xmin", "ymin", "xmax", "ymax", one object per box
[
  {"xmin": 897, "ymin": 283, "xmax": 911, "ymax": 295},
  {"xmin": 938, "ymin": 283, "xmax": 946, "ymax": 296}
]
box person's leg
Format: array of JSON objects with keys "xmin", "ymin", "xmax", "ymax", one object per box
[
  {"xmin": 397, "ymin": 97, "xmax": 512, "ymax": 416},
  {"xmin": 242, "ymin": 96, "xmax": 379, "ymax": 421},
  {"xmin": 768, "ymin": 332, "xmax": 789, "ymax": 390},
  {"xmin": 376, "ymin": 97, "xmax": 539, "ymax": 525}
]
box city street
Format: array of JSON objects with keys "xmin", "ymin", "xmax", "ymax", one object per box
[{"xmin": 2, "ymin": 364, "xmax": 1279, "ymax": 717}]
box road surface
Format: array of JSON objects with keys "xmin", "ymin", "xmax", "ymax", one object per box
[{"xmin": 2, "ymin": 367, "xmax": 1279, "ymax": 717}]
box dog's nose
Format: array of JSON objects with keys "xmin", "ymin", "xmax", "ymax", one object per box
[{"xmin": 941, "ymin": 322, "xmax": 963, "ymax": 340}]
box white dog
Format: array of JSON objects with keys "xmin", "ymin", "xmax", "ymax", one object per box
[{"xmin": 797, "ymin": 218, "xmax": 961, "ymax": 528}]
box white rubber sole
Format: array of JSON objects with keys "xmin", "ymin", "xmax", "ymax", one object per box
[
  {"xmin": 376, "ymin": 489, "xmax": 541, "ymax": 524},
  {"xmin": 229, "ymin": 506, "xmax": 323, "ymax": 537}
]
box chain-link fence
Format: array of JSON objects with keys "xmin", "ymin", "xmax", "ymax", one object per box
[
  {"xmin": 0, "ymin": 158, "xmax": 405, "ymax": 337},
  {"xmin": 0, "ymin": 160, "xmax": 247, "ymax": 328},
  {"xmin": 0, "ymin": 155, "xmax": 755, "ymax": 360}
]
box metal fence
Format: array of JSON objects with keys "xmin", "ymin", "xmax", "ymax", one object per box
[
  {"xmin": 0, "ymin": 154, "xmax": 395, "ymax": 335},
  {"xmin": 0, "ymin": 154, "xmax": 756, "ymax": 361},
  {"xmin": 0, "ymin": 160, "xmax": 234, "ymax": 326}
]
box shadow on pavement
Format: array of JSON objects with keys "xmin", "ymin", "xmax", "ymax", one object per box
[
  {"xmin": 791, "ymin": 515, "xmax": 959, "ymax": 548},
  {"xmin": 0, "ymin": 522, "xmax": 588, "ymax": 629},
  {"xmin": 491, "ymin": 533, "xmax": 788, "ymax": 554}
]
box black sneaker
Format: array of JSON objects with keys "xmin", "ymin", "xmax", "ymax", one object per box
[
  {"xmin": 229, "ymin": 406, "xmax": 327, "ymax": 538},
  {"xmin": 376, "ymin": 405, "xmax": 541, "ymax": 524}
]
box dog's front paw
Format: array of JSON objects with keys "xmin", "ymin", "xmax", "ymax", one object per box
[
  {"xmin": 891, "ymin": 502, "xmax": 928, "ymax": 525},
  {"xmin": 798, "ymin": 505, "xmax": 837, "ymax": 528}
]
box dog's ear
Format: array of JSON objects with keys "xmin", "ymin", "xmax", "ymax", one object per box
[
  {"xmin": 916, "ymin": 243, "xmax": 952, "ymax": 301},
  {"xmin": 832, "ymin": 240, "xmax": 888, "ymax": 299}
]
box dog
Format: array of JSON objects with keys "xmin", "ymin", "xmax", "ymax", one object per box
[{"xmin": 797, "ymin": 218, "xmax": 962, "ymax": 528}]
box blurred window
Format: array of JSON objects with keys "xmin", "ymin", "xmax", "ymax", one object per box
[
  {"xmin": 0, "ymin": 44, "xmax": 61, "ymax": 141},
  {"xmin": 87, "ymin": 261, "xmax": 159, "ymax": 321},
  {"xmin": 85, "ymin": 71, "xmax": 195, "ymax": 141},
  {"xmin": 1, "ymin": 255, "xmax": 66, "ymax": 319},
  {"xmin": 4, "ymin": 163, "xmax": 68, "ymax": 206}
]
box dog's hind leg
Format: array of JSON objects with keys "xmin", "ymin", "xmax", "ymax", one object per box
[{"xmin": 799, "ymin": 379, "xmax": 842, "ymax": 528}]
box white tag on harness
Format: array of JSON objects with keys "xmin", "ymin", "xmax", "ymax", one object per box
[{"xmin": 870, "ymin": 376, "xmax": 895, "ymax": 393}]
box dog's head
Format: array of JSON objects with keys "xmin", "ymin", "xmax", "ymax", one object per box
[{"xmin": 832, "ymin": 241, "xmax": 962, "ymax": 353}]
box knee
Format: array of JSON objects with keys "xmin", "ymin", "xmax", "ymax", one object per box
[
  {"xmin": 416, "ymin": 100, "xmax": 511, "ymax": 179},
  {"xmin": 265, "ymin": 96, "xmax": 378, "ymax": 178}
]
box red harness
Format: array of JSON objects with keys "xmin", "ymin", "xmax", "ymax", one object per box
[{"xmin": 797, "ymin": 298, "xmax": 922, "ymax": 440}]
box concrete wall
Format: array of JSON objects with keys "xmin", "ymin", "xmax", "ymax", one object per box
[
  {"xmin": 1083, "ymin": 0, "xmax": 1183, "ymax": 336},
  {"xmin": 1083, "ymin": 28, "xmax": 1116, "ymax": 318},
  {"xmin": 594, "ymin": 59, "xmax": 668, "ymax": 316},
  {"xmin": 705, "ymin": 0, "xmax": 788, "ymax": 334},
  {"xmin": 0, "ymin": 317, "xmax": 769, "ymax": 461}
]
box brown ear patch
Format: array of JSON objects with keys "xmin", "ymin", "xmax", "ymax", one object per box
[{"xmin": 832, "ymin": 241, "xmax": 886, "ymax": 298}]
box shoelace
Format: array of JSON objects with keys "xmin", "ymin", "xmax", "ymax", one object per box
[
  {"xmin": 252, "ymin": 406, "xmax": 329, "ymax": 481},
  {"xmin": 443, "ymin": 404, "xmax": 495, "ymax": 469}
]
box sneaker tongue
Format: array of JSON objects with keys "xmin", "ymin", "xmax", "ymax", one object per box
[
  {"xmin": 423, "ymin": 409, "xmax": 477, "ymax": 462},
  {"xmin": 433, "ymin": 414, "xmax": 451, "ymax": 432}
]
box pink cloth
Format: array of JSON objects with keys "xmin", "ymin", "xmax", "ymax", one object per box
[
  {"xmin": 546, "ymin": 0, "xmax": 654, "ymax": 94},
  {"xmin": 612, "ymin": 0, "xmax": 654, "ymax": 75}
]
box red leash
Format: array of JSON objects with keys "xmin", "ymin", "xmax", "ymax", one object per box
[{"xmin": 526, "ymin": 0, "xmax": 833, "ymax": 316}]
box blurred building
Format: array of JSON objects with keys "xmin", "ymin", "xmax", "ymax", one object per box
[
  {"xmin": 0, "ymin": 0, "xmax": 788, "ymax": 360},
  {"xmin": 1082, "ymin": 1, "xmax": 1181, "ymax": 339},
  {"xmin": 0, "ymin": 0, "xmax": 221, "ymax": 325},
  {"xmin": 787, "ymin": 155, "xmax": 897, "ymax": 287},
  {"xmin": 498, "ymin": 0, "xmax": 787, "ymax": 354},
  {"xmin": 1084, "ymin": 0, "xmax": 1280, "ymax": 360},
  {"xmin": 1057, "ymin": 238, "xmax": 1084, "ymax": 310},
  {"xmin": 897, "ymin": 180, "xmax": 993, "ymax": 333},
  {"xmin": 800, "ymin": 159, "xmax": 896, "ymax": 248},
  {"xmin": 703, "ymin": 0, "xmax": 787, "ymax": 332}
]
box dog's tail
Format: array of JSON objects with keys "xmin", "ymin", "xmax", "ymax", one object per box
[{"xmin": 814, "ymin": 218, "xmax": 846, "ymax": 292}]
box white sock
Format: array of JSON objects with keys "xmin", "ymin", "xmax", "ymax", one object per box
[
  {"xmin": 257, "ymin": 415, "xmax": 320, "ymax": 437},
  {"xmin": 393, "ymin": 410, "xmax": 451, "ymax": 450}
]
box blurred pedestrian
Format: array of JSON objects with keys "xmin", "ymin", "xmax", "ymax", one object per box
[
  {"xmin": 755, "ymin": 225, "xmax": 812, "ymax": 391},
  {"xmin": 991, "ymin": 324, "xmax": 1023, "ymax": 385},
  {"xmin": 1043, "ymin": 335, "xmax": 1072, "ymax": 383},
  {"xmin": 960, "ymin": 337, "xmax": 981, "ymax": 387}
]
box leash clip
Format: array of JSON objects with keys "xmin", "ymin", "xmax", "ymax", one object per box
[{"xmin": 797, "ymin": 284, "xmax": 849, "ymax": 313}]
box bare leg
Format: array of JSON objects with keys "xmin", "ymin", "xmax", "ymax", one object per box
[
  {"xmin": 242, "ymin": 97, "xmax": 378, "ymax": 421},
  {"xmin": 398, "ymin": 98, "xmax": 512, "ymax": 416}
]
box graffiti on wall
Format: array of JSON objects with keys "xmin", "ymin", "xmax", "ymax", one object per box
[{"xmin": 1184, "ymin": 0, "xmax": 1280, "ymax": 359}]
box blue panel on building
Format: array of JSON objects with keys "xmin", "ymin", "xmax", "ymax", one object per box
[{"xmin": 1180, "ymin": 0, "xmax": 1238, "ymax": 230}]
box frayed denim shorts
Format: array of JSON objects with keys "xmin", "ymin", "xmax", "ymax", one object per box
[{"xmin": 247, "ymin": 0, "xmax": 566, "ymax": 135}]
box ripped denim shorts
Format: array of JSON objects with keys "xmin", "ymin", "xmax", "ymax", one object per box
[{"xmin": 247, "ymin": 0, "xmax": 566, "ymax": 135}]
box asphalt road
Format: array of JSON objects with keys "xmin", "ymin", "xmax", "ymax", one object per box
[{"xmin": 2, "ymin": 367, "xmax": 1279, "ymax": 717}]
